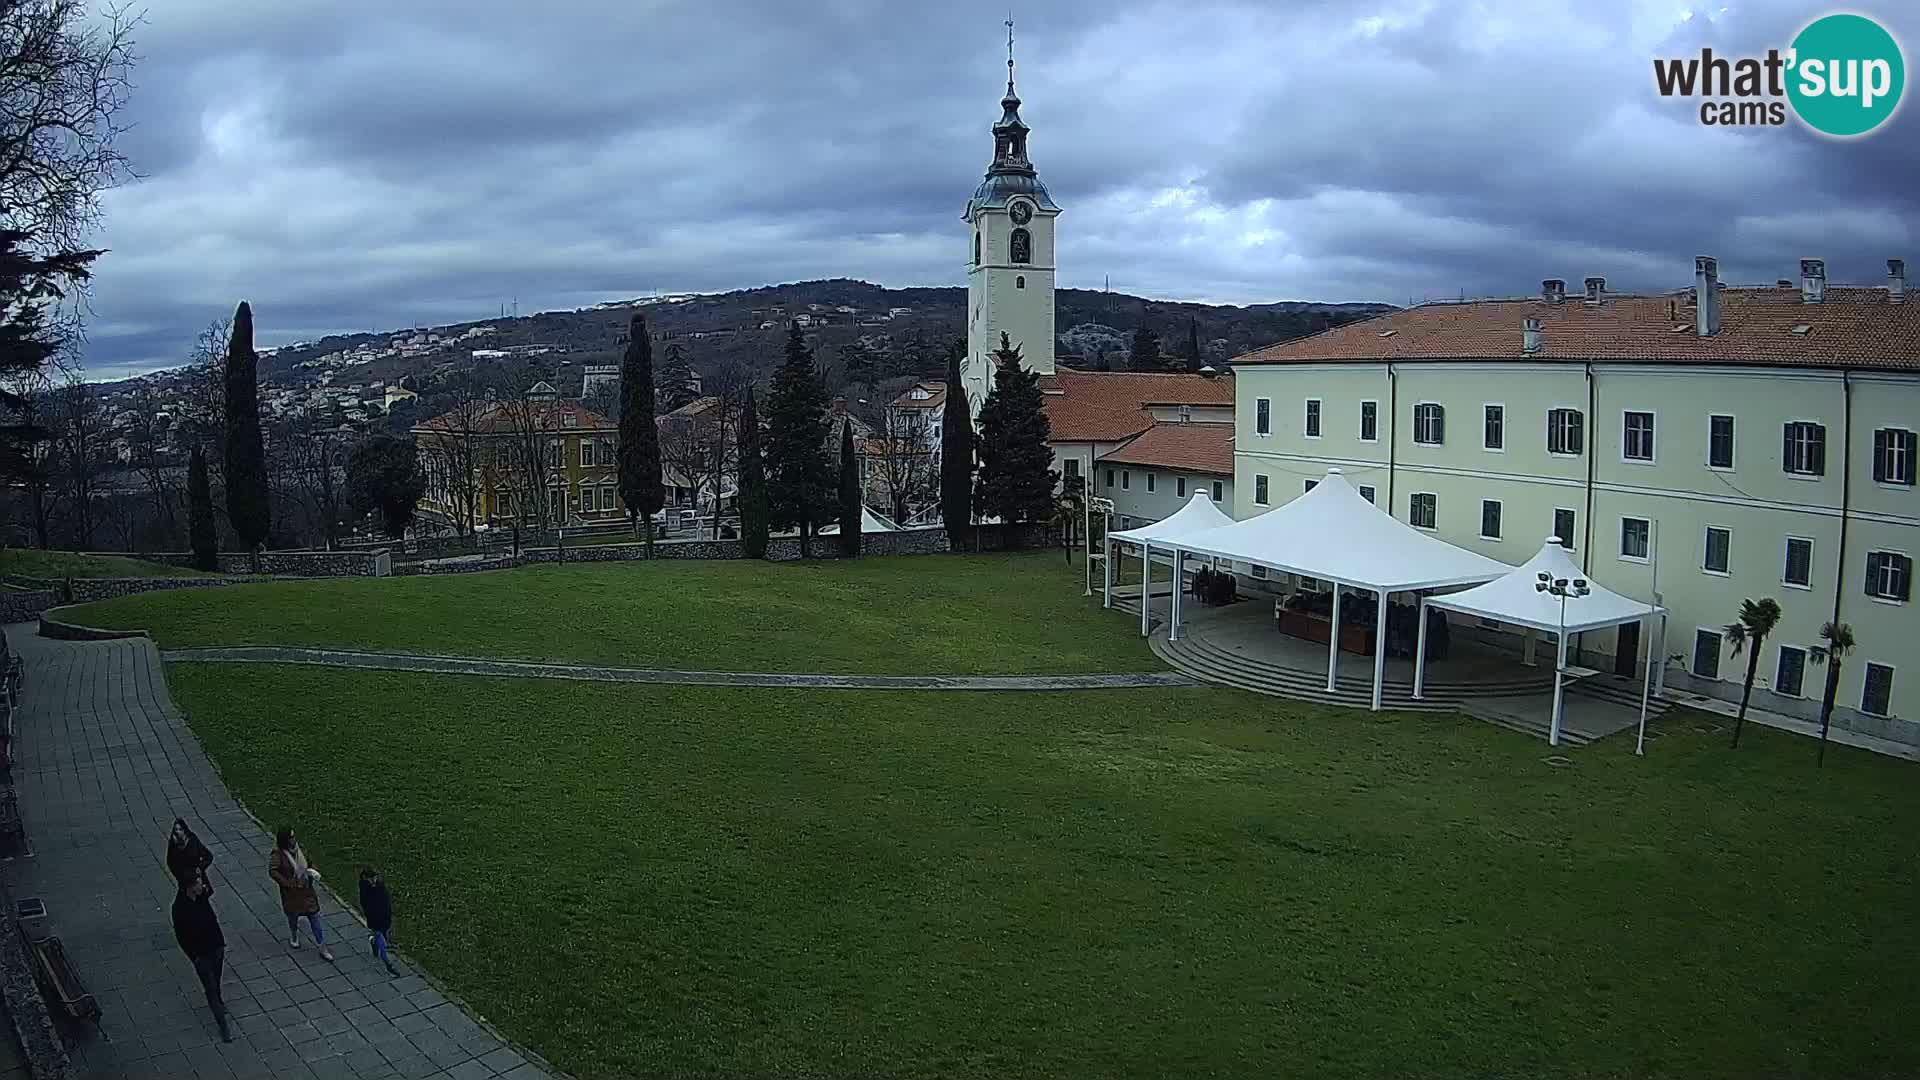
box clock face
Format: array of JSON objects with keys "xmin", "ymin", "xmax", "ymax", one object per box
[{"xmin": 1009, "ymin": 200, "xmax": 1033, "ymax": 225}]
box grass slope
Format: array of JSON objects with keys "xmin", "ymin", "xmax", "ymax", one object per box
[
  {"xmin": 71, "ymin": 553, "xmax": 1152, "ymax": 674},
  {"xmin": 0, "ymin": 548, "xmax": 210, "ymax": 579},
  {"xmin": 168, "ymin": 663, "xmax": 1920, "ymax": 1080}
]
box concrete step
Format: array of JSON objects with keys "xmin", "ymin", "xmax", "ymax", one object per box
[
  {"xmin": 1168, "ymin": 631, "xmax": 1553, "ymax": 702},
  {"xmin": 1459, "ymin": 701, "xmax": 1598, "ymax": 746},
  {"xmin": 1154, "ymin": 636, "xmax": 1463, "ymax": 712}
]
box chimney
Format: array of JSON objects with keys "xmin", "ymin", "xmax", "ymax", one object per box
[
  {"xmin": 1541, "ymin": 278, "xmax": 1566, "ymax": 304},
  {"xmin": 1522, "ymin": 317, "xmax": 1544, "ymax": 354},
  {"xmin": 1890, "ymin": 258, "xmax": 1907, "ymax": 303},
  {"xmin": 1799, "ymin": 258, "xmax": 1826, "ymax": 303},
  {"xmin": 1583, "ymin": 276, "xmax": 1606, "ymax": 304},
  {"xmin": 1694, "ymin": 256, "xmax": 1721, "ymax": 336}
]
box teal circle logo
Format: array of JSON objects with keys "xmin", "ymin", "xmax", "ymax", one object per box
[{"xmin": 1787, "ymin": 13, "xmax": 1905, "ymax": 137}]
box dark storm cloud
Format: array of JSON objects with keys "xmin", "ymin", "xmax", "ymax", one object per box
[{"xmin": 80, "ymin": 0, "xmax": 1920, "ymax": 379}]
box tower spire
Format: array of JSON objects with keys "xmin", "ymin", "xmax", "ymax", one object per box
[{"xmin": 1006, "ymin": 15, "xmax": 1015, "ymax": 95}]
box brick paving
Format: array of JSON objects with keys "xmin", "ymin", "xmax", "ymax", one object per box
[
  {"xmin": 1, "ymin": 627, "xmax": 556, "ymax": 1080},
  {"xmin": 160, "ymin": 646, "xmax": 1195, "ymax": 691}
]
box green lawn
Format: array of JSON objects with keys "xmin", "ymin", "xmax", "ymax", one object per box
[
  {"xmin": 67, "ymin": 553, "xmax": 1156, "ymax": 674},
  {"xmin": 0, "ymin": 548, "xmax": 211, "ymax": 579},
  {"xmin": 166, "ymin": 663, "xmax": 1920, "ymax": 1080}
]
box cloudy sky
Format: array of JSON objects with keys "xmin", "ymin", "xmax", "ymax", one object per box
[{"xmin": 81, "ymin": 0, "xmax": 1919, "ymax": 380}]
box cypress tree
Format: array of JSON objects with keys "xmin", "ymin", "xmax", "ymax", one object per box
[
  {"xmin": 655, "ymin": 340, "xmax": 699, "ymax": 413},
  {"xmin": 837, "ymin": 419, "xmax": 861, "ymax": 558},
  {"xmin": 1184, "ymin": 317, "xmax": 1203, "ymax": 372},
  {"xmin": 187, "ymin": 445, "xmax": 217, "ymax": 571},
  {"xmin": 1129, "ymin": 325, "xmax": 1164, "ymax": 372},
  {"xmin": 737, "ymin": 387, "xmax": 769, "ymax": 559},
  {"xmin": 222, "ymin": 302, "xmax": 270, "ymax": 562},
  {"xmin": 974, "ymin": 333, "xmax": 1056, "ymax": 545},
  {"xmin": 617, "ymin": 313, "xmax": 663, "ymax": 555},
  {"xmin": 939, "ymin": 340, "xmax": 973, "ymax": 551},
  {"xmin": 764, "ymin": 323, "xmax": 834, "ymax": 558}
]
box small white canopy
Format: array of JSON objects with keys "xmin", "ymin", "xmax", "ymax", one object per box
[
  {"xmin": 819, "ymin": 506, "xmax": 901, "ymax": 535},
  {"xmin": 1103, "ymin": 492, "xmax": 1236, "ymax": 629},
  {"xmin": 1167, "ymin": 469, "xmax": 1507, "ymax": 591},
  {"xmin": 1425, "ymin": 538, "xmax": 1664, "ymax": 633},
  {"xmin": 1109, "ymin": 491, "xmax": 1235, "ymax": 544}
]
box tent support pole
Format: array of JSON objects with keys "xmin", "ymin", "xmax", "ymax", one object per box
[
  {"xmin": 1413, "ymin": 598, "xmax": 1430, "ymax": 700},
  {"xmin": 1370, "ymin": 588, "xmax": 1388, "ymax": 711},
  {"xmin": 1169, "ymin": 549, "xmax": 1183, "ymax": 642},
  {"xmin": 1522, "ymin": 628, "xmax": 1537, "ymax": 666},
  {"xmin": 1635, "ymin": 615, "xmax": 1653, "ymax": 756},
  {"xmin": 1139, "ymin": 542, "xmax": 1151, "ymax": 637},
  {"xmin": 1326, "ymin": 585, "xmax": 1342, "ymax": 692},
  {"xmin": 1101, "ymin": 533, "xmax": 1113, "ymax": 609},
  {"xmin": 1550, "ymin": 631, "xmax": 1568, "ymax": 747}
]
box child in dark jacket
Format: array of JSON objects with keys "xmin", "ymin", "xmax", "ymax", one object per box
[{"xmin": 358, "ymin": 868, "xmax": 398, "ymax": 976}]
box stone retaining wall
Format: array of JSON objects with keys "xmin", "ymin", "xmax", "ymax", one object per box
[
  {"xmin": 3, "ymin": 573, "xmax": 286, "ymax": 606},
  {"xmin": 0, "ymin": 586, "xmax": 58, "ymax": 624},
  {"xmin": 125, "ymin": 550, "xmax": 390, "ymax": 577}
]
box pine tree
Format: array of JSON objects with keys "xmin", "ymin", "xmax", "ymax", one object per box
[
  {"xmin": 837, "ymin": 419, "xmax": 861, "ymax": 558},
  {"xmin": 974, "ymin": 333, "xmax": 1056, "ymax": 545},
  {"xmin": 1184, "ymin": 317, "xmax": 1203, "ymax": 372},
  {"xmin": 222, "ymin": 302, "xmax": 270, "ymax": 563},
  {"xmin": 655, "ymin": 341, "xmax": 699, "ymax": 413},
  {"xmin": 617, "ymin": 313, "xmax": 663, "ymax": 554},
  {"xmin": 344, "ymin": 435, "xmax": 426, "ymax": 539},
  {"xmin": 764, "ymin": 323, "xmax": 835, "ymax": 557},
  {"xmin": 187, "ymin": 445, "xmax": 217, "ymax": 571},
  {"xmin": 737, "ymin": 387, "xmax": 769, "ymax": 559},
  {"xmin": 939, "ymin": 340, "xmax": 973, "ymax": 551},
  {"xmin": 1129, "ymin": 325, "xmax": 1164, "ymax": 372}
]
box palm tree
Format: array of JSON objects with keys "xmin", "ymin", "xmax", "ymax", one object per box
[
  {"xmin": 1807, "ymin": 620, "xmax": 1856, "ymax": 767},
  {"xmin": 1050, "ymin": 474, "xmax": 1087, "ymax": 567},
  {"xmin": 1725, "ymin": 598, "xmax": 1783, "ymax": 749}
]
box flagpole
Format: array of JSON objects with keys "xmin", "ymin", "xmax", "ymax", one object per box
[{"xmin": 1636, "ymin": 518, "xmax": 1658, "ymax": 756}]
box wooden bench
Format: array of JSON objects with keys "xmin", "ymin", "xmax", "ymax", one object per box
[{"xmin": 23, "ymin": 931, "xmax": 100, "ymax": 1026}]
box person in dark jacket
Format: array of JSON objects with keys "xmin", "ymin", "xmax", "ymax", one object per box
[
  {"xmin": 172, "ymin": 870, "xmax": 233, "ymax": 1042},
  {"xmin": 166, "ymin": 817, "xmax": 213, "ymax": 893},
  {"xmin": 358, "ymin": 868, "xmax": 398, "ymax": 976},
  {"xmin": 268, "ymin": 826, "xmax": 333, "ymax": 962}
]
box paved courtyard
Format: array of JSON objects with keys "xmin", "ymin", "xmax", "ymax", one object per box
[{"xmin": 1, "ymin": 627, "xmax": 555, "ymax": 1080}]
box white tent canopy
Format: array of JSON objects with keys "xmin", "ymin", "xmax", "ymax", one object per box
[
  {"xmin": 819, "ymin": 506, "xmax": 901, "ymax": 535},
  {"xmin": 1103, "ymin": 492, "xmax": 1236, "ymax": 635},
  {"xmin": 1424, "ymin": 538, "xmax": 1662, "ymax": 633},
  {"xmin": 1167, "ymin": 469, "xmax": 1507, "ymax": 591},
  {"xmin": 1417, "ymin": 537, "xmax": 1667, "ymax": 748}
]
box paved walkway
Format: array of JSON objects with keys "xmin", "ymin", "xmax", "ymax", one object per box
[
  {"xmin": 1, "ymin": 628, "xmax": 555, "ymax": 1080},
  {"xmin": 160, "ymin": 647, "xmax": 1195, "ymax": 691}
]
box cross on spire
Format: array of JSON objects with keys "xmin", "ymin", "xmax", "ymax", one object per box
[{"xmin": 1006, "ymin": 15, "xmax": 1015, "ymax": 92}]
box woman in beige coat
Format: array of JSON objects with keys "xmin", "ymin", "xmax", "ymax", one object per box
[{"xmin": 268, "ymin": 826, "xmax": 334, "ymax": 961}]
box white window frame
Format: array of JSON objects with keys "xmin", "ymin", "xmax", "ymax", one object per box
[
  {"xmin": 1860, "ymin": 662, "xmax": 1896, "ymax": 718},
  {"xmin": 1480, "ymin": 498, "xmax": 1503, "ymax": 541},
  {"xmin": 1553, "ymin": 508, "xmax": 1578, "ymax": 551},
  {"xmin": 1304, "ymin": 398, "xmax": 1322, "ymax": 439},
  {"xmin": 580, "ymin": 440, "xmax": 594, "ymax": 468},
  {"xmin": 1547, "ymin": 407, "xmax": 1584, "ymax": 457},
  {"xmin": 1359, "ymin": 400, "xmax": 1379, "ymax": 443},
  {"xmin": 1865, "ymin": 549, "xmax": 1912, "ymax": 604},
  {"xmin": 1783, "ymin": 419, "xmax": 1826, "ymax": 478},
  {"xmin": 1702, "ymin": 525, "xmax": 1731, "ymax": 576},
  {"xmin": 1874, "ymin": 426, "xmax": 1916, "ymax": 487},
  {"xmin": 1175, "ymin": 476, "xmax": 1186, "ymax": 498},
  {"xmin": 1211, "ymin": 480, "xmax": 1224, "ymax": 502},
  {"xmin": 1409, "ymin": 492, "xmax": 1438, "ymax": 531},
  {"xmin": 1622, "ymin": 409, "xmax": 1657, "ymax": 464},
  {"xmin": 1707, "ymin": 413, "xmax": 1736, "ymax": 471},
  {"xmin": 600, "ymin": 485, "xmax": 616, "ymax": 511},
  {"xmin": 1782, "ymin": 536, "xmax": 1814, "ymax": 590},
  {"xmin": 1254, "ymin": 474, "xmax": 1269, "ymax": 505},
  {"xmin": 1121, "ymin": 470, "xmax": 1130, "ymax": 491},
  {"xmin": 1249, "ymin": 563, "xmax": 1269, "ymax": 580},
  {"xmin": 1619, "ymin": 515, "xmax": 1651, "ymax": 563},
  {"xmin": 1146, "ymin": 472, "xmax": 1155, "ymax": 493},
  {"xmin": 1692, "ymin": 627, "xmax": 1724, "ymax": 680},
  {"xmin": 1255, "ymin": 397, "xmax": 1271, "ymax": 437},
  {"xmin": 1412, "ymin": 402, "xmax": 1444, "ymax": 446},
  {"xmin": 1771, "ymin": 644, "xmax": 1808, "ymax": 699},
  {"xmin": 1482, "ymin": 403, "xmax": 1505, "ymax": 452}
]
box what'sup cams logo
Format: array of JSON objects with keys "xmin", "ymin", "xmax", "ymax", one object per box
[{"xmin": 1654, "ymin": 12, "xmax": 1905, "ymax": 136}]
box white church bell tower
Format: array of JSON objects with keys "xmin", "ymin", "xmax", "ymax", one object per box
[{"xmin": 963, "ymin": 21, "xmax": 1058, "ymax": 415}]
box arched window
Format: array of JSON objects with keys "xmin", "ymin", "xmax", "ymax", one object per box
[
  {"xmin": 973, "ymin": 231, "xmax": 981, "ymax": 265},
  {"xmin": 1016, "ymin": 275, "xmax": 1025, "ymax": 289},
  {"xmin": 1010, "ymin": 228, "xmax": 1031, "ymax": 264}
]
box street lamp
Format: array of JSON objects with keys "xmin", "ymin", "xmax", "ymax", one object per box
[{"xmin": 1535, "ymin": 571, "xmax": 1590, "ymax": 747}]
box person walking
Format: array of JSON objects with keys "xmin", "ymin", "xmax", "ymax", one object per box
[
  {"xmin": 358, "ymin": 868, "xmax": 399, "ymax": 976},
  {"xmin": 268, "ymin": 826, "xmax": 333, "ymax": 962},
  {"xmin": 165, "ymin": 817, "xmax": 213, "ymax": 892},
  {"xmin": 172, "ymin": 870, "xmax": 233, "ymax": 1042}
]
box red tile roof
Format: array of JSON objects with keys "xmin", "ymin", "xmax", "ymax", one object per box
[
  {"xmin": 1234, "ymin": 286, "xmax": 1920, "ymax": 371},
  {"xmin": 414, "ymin": 398, "xmax": 616, "ymax": 436},
  {"xmin": 1041, "ymin": 369, "xmax": 1235, "ymax": 443},
  {"xmin": 1097, "ymin": 422, "xmax": 1235, "ymax": 475},
  {"xmin": 889, "ymin": 382, "xmax": 947, "ymax": 410}
]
